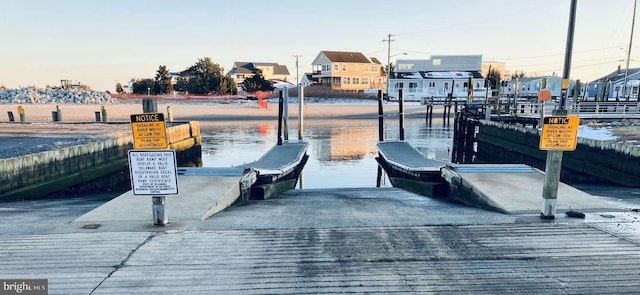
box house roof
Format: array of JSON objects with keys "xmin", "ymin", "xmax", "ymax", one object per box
[
  {"xmin": 229, "ymin": 62, "xmax": 290, "ymax": 76},
  {"xmin": 395, "ymin": 71, "xmax": 484, "ymax": 79},
  {"xmin": 321, "ymin": 51, "xmax": 372, "ymax": 63},
  {"xmin": 591, "ymin": 68, "xmax": 640, "ymax": 84}
]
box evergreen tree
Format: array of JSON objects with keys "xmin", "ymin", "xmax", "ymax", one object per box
[
  {"xmin": 488, "ymin": 69, "xmax": 501, "ymax": 89},
  {"xmin": 179, "ymin": 57, "xmax": 228, "ymax": 94},
  {"xmin": 154, "ymin": 65, "xmax": 173, "ymax": 94},
  {"xmin": 115, "ymin": 82, "xmax": 124, "ymax": 94},
  {"xmin": 242, "ymin": 69, "xmax": 274, "ymax": 92},
  {"xmin": 132, "ymin": 79, "xmax": 155, "ymax": 94}
]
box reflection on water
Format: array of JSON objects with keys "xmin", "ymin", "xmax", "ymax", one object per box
[{"xmin": 200, "ymin": 118, "xmax": 453, "ymax": 189}]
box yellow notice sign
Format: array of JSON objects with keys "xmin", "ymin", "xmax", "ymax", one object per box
[
  {"xmin": 540, "ymin": 115, "xmax": 580, "ymax": 151},
  {"xmin": 130, "ymin": 113, "xmax": 168, "ymax": 149}
]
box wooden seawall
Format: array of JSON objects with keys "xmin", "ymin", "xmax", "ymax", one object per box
[
  {"xmin": 465, "ymin": 119, "xmax": 640, "ymax": 186},
  {"xmin": 0, "ymin": 121, "xmax": 201, "ymax": 201}
]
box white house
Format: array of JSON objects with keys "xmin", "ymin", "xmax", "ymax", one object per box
[{"xmin": 390, "ymin": 55, "xmax": 486, "ymax": 101}]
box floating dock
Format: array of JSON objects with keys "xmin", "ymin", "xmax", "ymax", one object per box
[{"xmin": 376, "ymin": 141, "xmax": 448, "ymax": 197}]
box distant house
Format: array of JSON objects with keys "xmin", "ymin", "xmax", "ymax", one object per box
[
  {"xmin": 390, "ymin": 55, "xmax": 486, "ymax": 101},
  {"xmin": 502, "ymin": 76, "xmax": 565, "ymax": 99},
  {"xmin": 228, "ymin": 62, "xmax": 290, "ymax": 88},
  {"xmin": 310, "ymin": 51, "xmax": 385, "ymax": 92},
  {"xmin": 585, "ymin": 67, "xmax": 640, "ymax": 100}
]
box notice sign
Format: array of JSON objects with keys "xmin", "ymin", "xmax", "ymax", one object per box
[
  {"xmin": 540, "ymin": 115, "xmax": 580, "ymax": 151},
  {"xmin": 128, "ymin": 150, "xmax": 178, "ymax": 195},
  {"xmin": 130, "ymin": 113, "xmax": 168, "ymax": 149}
]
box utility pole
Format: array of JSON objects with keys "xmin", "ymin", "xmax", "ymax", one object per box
[
  {"xmin": 293, "ymin": 54, "xmax": 302, "ymax": 89},
  {"xmin": 383, "ymin": 34, "xmax": 395, "ymax": 100},
  {"xmin": 540, "ymin": 0, "xmax": 577, "ymax": 219},
  {"xmin": 625, "ymin": 0, "xmax": 637, "ymax": 101}
]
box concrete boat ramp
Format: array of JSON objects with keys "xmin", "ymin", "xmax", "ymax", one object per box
[
  {"xmin": 378, "ymin": 141, "xmax": 625, "ymax": 214},
  {"xmin": 3, "ymin": 141, "xmax": 640, "ymax": 293}
]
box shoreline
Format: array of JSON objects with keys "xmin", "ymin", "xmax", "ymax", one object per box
[{"xmin": 0, "ymin": 100, "xmax": 438, "ymax": 123}]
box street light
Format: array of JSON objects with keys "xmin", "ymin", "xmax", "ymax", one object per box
[
  {"xmin": 386, "ymin": 52, "xmax": 407, "ymax": 100},
  {"xmin": 147, "ymin": 87, "xmax": 150, "ymax": 96}
]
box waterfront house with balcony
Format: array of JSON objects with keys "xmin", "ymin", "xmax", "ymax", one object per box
[{"xmin": 310, "ymin": 51, "xmax": 385, "ymax": 92}]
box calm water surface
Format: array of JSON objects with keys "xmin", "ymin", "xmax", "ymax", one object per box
[{"xmin": 199, "ymin": 116, "xmax": 453, "ymax": 189}]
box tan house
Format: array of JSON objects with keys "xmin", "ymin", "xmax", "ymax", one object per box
[
  {"xmin": 311, "ymin": 51, "xmax": 385, "ymax": 91},
  {"xmin": 228, "ymin": 62, "xmax": 290, "ymax": 86}
]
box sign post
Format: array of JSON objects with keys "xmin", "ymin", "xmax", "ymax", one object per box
[{"xmin": 129, "ymin": 113, "xmax": 177, "ymax": 226}]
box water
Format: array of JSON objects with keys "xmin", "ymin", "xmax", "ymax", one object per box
[{"xmin": 199, "ymin": 117, "xmax": 453, "ymax": 189}]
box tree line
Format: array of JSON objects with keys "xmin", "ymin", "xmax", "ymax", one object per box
[{"xmin": 116, "ymin": 57, "xmax": 274, "ymax": 95}]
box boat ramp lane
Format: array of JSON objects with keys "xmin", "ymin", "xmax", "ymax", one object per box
[
  {"xmin": 376, "ymin": 141, "xmax": 623, "ymax": 215},
  {"xmin": 441, "ymin": 164, "xmax": 624, "ymax": 214},
  {"xmin": 74, "ymin": 167, "xmax": 254, "ymax": 227},
  {"xmin": 74, "ymin": 141, "xmax": 309, "ymax": 229}
]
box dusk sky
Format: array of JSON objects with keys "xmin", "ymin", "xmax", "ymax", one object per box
[{"xmin": 0, "ymin": 0, "xmax": 637, "ymax": 91}]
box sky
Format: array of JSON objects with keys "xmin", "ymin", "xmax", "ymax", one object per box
[{"xmin": 0, "ymin": 0, "xmax": 638, "ymax": 92}]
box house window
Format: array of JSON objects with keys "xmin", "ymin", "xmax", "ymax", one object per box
[
  {"xmin": 463, "ymin": 82, "xmax": 468, "ymax": 88},
  {"xmin": 334, "ymin": 64, "xmax": 339, "ymax": 71},
  {"xmin": 354, "ymin": 64, "xmax": 359, "ymax": 71},
  {"xmin": 361, "ymin": 78, "xmax": 368, "ymax": 85},
  {"xmin": 238, "ymin": 74, "xmax": 245, "ymax": 79},
  {"xmin": 408, "ymin": 82, "xmax": 418, "ymax": 92},
  {"xmin": 395, "ymin": 82, "xmax": 404, "ymax": 88},
  {"xmin": 365, "ymin": 65, "xmax": 369, "ymax": 73},
  {"xmin": 342, "ymin": 64, "xmax": 347, "ymax": 72},
  {"xmin": 428, "ymin": 82, "xmax": 435, "ymax": 87},
  {"xmin": 433, "ymin": 59, "xmax": 441, "ymax": 66},
  {"xmin": 353, "ymin": 78, "xmax": 360, "ymax": 84},
  {"xmin": 344, "ymin": 77, "xmax": 351, "ymax": 85},
  {"xmin": 444, "ymin": 82, "xmax": 449, "ymax": 90},
  {"xmin": 371, "ymin": 65, "xmax": 377, "ymax": 72}
]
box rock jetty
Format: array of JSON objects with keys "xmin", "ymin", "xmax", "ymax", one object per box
[{"xmin": 0, "ymin": 86, "xmax": 115, "ymax": 104}]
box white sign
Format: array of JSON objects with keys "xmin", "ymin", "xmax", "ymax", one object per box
[{"xmin": 128, "ymin": 150, "xmax": 179, "ymax": 195}]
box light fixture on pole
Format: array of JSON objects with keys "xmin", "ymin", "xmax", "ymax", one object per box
[{"xmin": 387, "ymin": 52, "xmax": 408, "ymax": 99}]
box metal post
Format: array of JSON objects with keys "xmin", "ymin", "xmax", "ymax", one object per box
[
  {"xmin": 298, "ymin": 85, "xmax": 304, "ymax": 140},
  {"xmin": 101, "ymin": 105, "xmax": 108, "ymax": 122},
  {"xmin": 541, "ymin": 0, "xmax": 576, "ymax": 219},
  {"xmin": 18, "ymin": 106, "xmax": 25, "ymax": 122},
  {"xmin": 284, "ymin": 88, "xmax": 289, "ymax": 141},
  {"xmin": 377, "ymin": 89, "xmax": 384, "ymax": 141},
  {"xmin": 399, "ymin": 89, "xmax": 405, "ymax": 141},
  {"xmin": 625, "ymin": 0, "xmax": 637, "ymax": 102},
  {"xmin": 277, "ymin": 90, "xmax": 284, "ymax": 145},
  {"xmin": 152, "ymin": 196, "xmax": 167, "ymax": 226},
  {"xmin": 167, "ymin": 106, "xmax": 173, "ymax": 123},
  {"xmin": 55, "ymin": 105, "xmax": 62, "ymax": 122}
]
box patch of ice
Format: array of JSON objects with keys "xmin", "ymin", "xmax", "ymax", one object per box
[{"xmin": 577, "ymin": 125, "xmax": 617, "ymax": 141}]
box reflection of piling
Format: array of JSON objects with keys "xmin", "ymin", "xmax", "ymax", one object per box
[
  {"xmin": 425, "ymin": 99, "xmax": 433, "ymax": 126},
  {"xmin": 277, "ymin": 91, "xmax": 284, "ymax": 145}
]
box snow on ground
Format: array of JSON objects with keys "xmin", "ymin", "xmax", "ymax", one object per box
[{"xmin": 577, "ymin": 125, "xmax": 617, "ymax": 141}]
